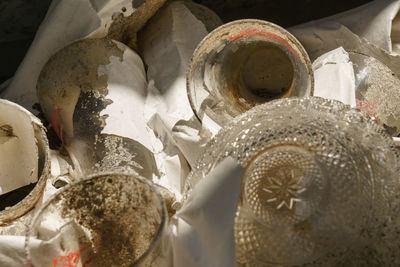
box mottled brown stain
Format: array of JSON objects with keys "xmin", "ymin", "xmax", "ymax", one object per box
[
  {"xmin": 37, "ymin": 38, "xmax": 124, "ymax": 139},
  {"xmin": 107, "ymin": 0, "xmax": 167, "ymax": 50},
  {"xmin": 0, "ymin": 124, "xmax": 16, "ymax": 144}
]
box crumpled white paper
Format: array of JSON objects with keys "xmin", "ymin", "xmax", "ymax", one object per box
[
  {"xmin": 0, "ymin": 1, "xmax": 219, "ymax": 265},
  {"xmin": 0, "ymin": 235, "xmax": 40, "ymax": 267},
  {"xmin": 313, "ymin": 47, "xmax": 357, "ymax": 107},
  {"xmin": 291, "ymin": 0, "xmax": 400, "ymax": 139},
  {"xmin": 140, "ymin": 1, "xmax": 222, "ymax": 169},
  {"xmin": 172, "ymin": 158, "xmax": 243, "ymax": 267},
  {"xmin": 0, "ymin": 150, "xmax": 68, "ymax": 267},
  {"xmin": 291, "ymin": 0, "xmax": 400, "ymax": 55},
  {"xmin": 289, "ymin": 0, "xmax": 400, "ymax": 75},
  {"xmin": 0, "ymin": 0, "xmax": 101, "ymax": 110},
  {"xmin": 0, "ymin": 0, "xmax": 159, "ymax": 112},
  {"xmin": 1, "ymin": 0, "xmax": 400, "ymax": 266},
  {"xmin": 98, "ymin": 49, "xmax": 153, "ymax": 150}
]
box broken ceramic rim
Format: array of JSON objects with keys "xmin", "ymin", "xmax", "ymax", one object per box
[
  {"xmin": 187, "ymin": 19, "xmax": 314, "ymax": 122},
  {"xmin": 0, "ymin": 101, "xmax": 50, "ymax": 225},
  {"xmin": 25, "ymin": 171, "xmax": 168, "ymax": 266}
]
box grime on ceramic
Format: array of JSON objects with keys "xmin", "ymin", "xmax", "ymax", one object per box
[
  {"xmin": 25, "ymin": 172, "xmax": 171, "ymax": 267},
  {"xmin": 36, "ymin": 38, "xmax": 158, "ymax": 179},
  {"xmin": 187, "ymin": 19, "xmax": 314, "ymax": 126},
  {"xmin": 0, "ymin": 99, "xmax": 50, "ymax": 225}
]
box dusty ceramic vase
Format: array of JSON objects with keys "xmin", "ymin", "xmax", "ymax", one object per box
[
  {"xmin": 187, "ymin": 19, "xmax": 314, "ymax": 126},
  {"xmin": 37, "ymin": 38, "xmax": 158, "ymax": 179}
]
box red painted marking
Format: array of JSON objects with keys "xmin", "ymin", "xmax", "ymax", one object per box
[
  {"xmin": 356, "ymin": 99, "xmax": 379, "ymax": 122},
  {"xmin": 52, "ymin": 248, "xmax": 82, "ymax": 267},
  {"xmin": 228, "ymin": 28, "xmax": 300, "ymax": 60},
  {"xmin": 82, "ymin": 256, "xmax": 94, "ymax": 266},
  {"xmin": 52, "ymin": 240, "xmax": 102, "ymax": 267},
  {"xmin": 51, "ymin": 109, "xmax": 58, "ymax": 135},
  {"xmin": 51, "ymin": 109, "xmax": 65, "ymax": 144},
  {"xmin": 228, "ymin": 28, "xmax": 258, "ymax": 41}
]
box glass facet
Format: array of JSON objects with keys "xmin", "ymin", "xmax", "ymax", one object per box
[
  {"xmin": 350, "ymin": 51, "xmax": 400, "ymax": 136},
  {"xmin": 185, "ymin": 97, "xmax": 398, "ymax": 266}
]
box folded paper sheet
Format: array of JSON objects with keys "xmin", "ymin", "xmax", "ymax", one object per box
[
  {"xmin": 140, "ymin": 1, "xmax": 222, "ymax": 169},
  {"xmin": 289, "ymin": 0, "xmax": 400, "ymax": 75},
  {"xmin": 313, "ymin": 47, "xmax": 357, "ymax": 107},
  {"xmin": 291, "ymin": 0, "xmax": 400, "ymax": 55},
  {"xmin": 172, "ymin": 158, "xmax": 243, "ymax": 267},
  {"xmin": 0, "ymin": 0, "xmax": 400, "ymax": 266},
  {"xmin": 0, "ymin": 0, "xmax": 166, "ymax": 112}
]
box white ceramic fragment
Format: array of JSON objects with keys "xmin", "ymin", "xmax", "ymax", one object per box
[
  {"xmin": 0, "ymin": 100, "xmax": 39, "ymax": 195},
  {"xmin": 37, "ymin": 38, "xmax": 158, "ymax": 179},
  {"xmin": 0, "ymin": 99, "xmax": 50, "ymax": 224},
  {"xmin": 312, "ymin": 47, "xmax": 356, "ymax": 106}
]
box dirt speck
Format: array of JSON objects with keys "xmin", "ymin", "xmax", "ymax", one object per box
[{"xmin": 59, "ymin": 174, "xmax": 165, "ymax": 266}]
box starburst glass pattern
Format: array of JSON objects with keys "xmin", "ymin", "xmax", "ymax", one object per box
[
  {"xmin": 262, "ymin": 168, "xmax": 305, "ymax": 211},
  {"xmin": 185, "ymin": 97, "xmax": 399, "ymax": 266},
  {"xmin": 244, "ymin": 146, "xmax": 325, "ymax": 227}
]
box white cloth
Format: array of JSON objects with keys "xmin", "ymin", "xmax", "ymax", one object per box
[
  {"xmin": 289, "ymin": 0, "xmax": 400, "ymax": 57},
  {"xmin": 1, "ymin": 0, "xmax": 399, "ymax": 266},
  {"xmin": 172, "ymin": 158, "xmax": 243, "ymax": 267},
  {"xmin": 313, "ymin": 47, "xmax": 356, "ymax": 107}
]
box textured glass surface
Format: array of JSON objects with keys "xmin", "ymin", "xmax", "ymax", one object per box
[
  {"xmin": 26, "ymin": 173, "xmax": 170, "ymax": 267},
  {"xmin": 350, "ymin": 52, "xmax": 400, "ymax": 136},
  {"xmin": 185, "ymin": 97, "xmax": 399, "ymax": 266}
]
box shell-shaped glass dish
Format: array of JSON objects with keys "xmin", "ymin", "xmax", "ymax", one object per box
[
  {"xmin": 25, "ymin": 172, "xmax": 171, "ymax": 267},
  {"xmin": 185, "ymin": 97, "xmax": 398, "ymax": 266}
]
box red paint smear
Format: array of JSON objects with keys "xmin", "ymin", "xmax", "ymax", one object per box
[
  {"xmin": 51, "ymin": 109, "xmax": 59, "ymax": 136},
  {"xmin": 51, "ymin": 109, "xmax": 65, "ymax": 144},
  {"xmin": 52, "ymin": 240, "xmax": 102, "ymax": 267},
  {"xmin": 229, "ymin": 28, "xmax": 300, "ymax": 60},
  {"xmin": 82, "ymin": 256, "xmax": 94, "ymax": 267},
  {"xmin": 228, "ymin": 28, "xmax": 258, "ymax": 40},
  {"xmin": 356, "ymin": 99, "xmax": 380, "ymax": 122},
  {"xmin": 52, "ymin": 243, "xmax": 91, "ymax": 267},
  {"xmin": 52, "ymin": 249, "xmax": 81, "ymax": 267}
]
